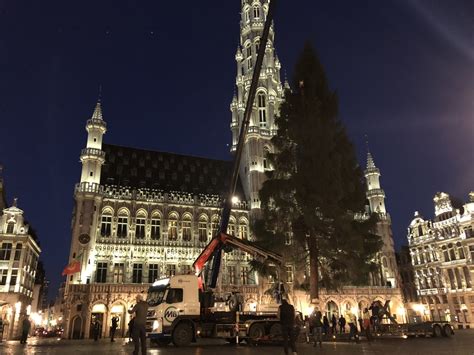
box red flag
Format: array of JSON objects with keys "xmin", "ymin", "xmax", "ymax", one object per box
[{"xmin": 62, "ymin": 260, "xmax": 81, "ymax": 276}]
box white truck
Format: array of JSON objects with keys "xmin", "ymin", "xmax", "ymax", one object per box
[{"xmin": 145, "ymin": 233, "xmax": 284, "ymax": 347}]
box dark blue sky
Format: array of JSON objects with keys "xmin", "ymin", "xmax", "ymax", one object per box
[{"xmin": 1, "ymin": 0, "xmax": 472, "ymax": 299}]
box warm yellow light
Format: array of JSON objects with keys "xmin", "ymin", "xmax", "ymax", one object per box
[
  {"xmin": 15, "ymin": 302, "xmax": 21, "ymax": 313},
  {"xmin": 397, "ymin": 306, "xmax": 406, "ymax": 315},
  {"xmin": 231, "ymin": 196, "xmax": 240, "ymax": 204},
  {"xmin": 305, "ymin": 306, "xmax": 314, "ymax": 316},
  {"xmin": 26, "ymin": 305, "xmax": 31, "ymax": 315},
  {"xmin": 412, "ymin": 303, "xmax": 425, "ymax": 314}
]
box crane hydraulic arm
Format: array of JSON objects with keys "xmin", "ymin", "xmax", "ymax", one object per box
[{"xmin": 193, "ymin": 232, "xmax": 283, "ymax": 277}]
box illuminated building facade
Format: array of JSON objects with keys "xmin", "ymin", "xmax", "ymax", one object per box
[
  {"xmin": 63, "ymin": 0, "xmax": 405, "ymax": 338},
  {"xmin": 0, "ymin": 187, "xmax": 41, "ymax": 339},
  {"xmin": 408, "ymin": 192, "xmax": 474, "ymax": 328}
]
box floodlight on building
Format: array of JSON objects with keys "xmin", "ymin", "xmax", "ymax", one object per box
[{"xmin": 231, "ymin": 196, "xmax": 240, "ymax": 204}]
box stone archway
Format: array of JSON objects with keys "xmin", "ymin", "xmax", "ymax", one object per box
[
  {"xmin": 326, "ymin": 300, "xmax": 339, "ymax": 319},
  {"xmin": 71, "ymin": 316, "xmax": 82, "ymax": 339},
  {"xmin": 110, "ymin": 303, "xmax": 127, "ymax": 338}
]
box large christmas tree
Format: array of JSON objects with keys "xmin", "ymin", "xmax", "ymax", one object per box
[{"xmin": 253, "ymin": 42, "xmax": 382, "ymax": 300}]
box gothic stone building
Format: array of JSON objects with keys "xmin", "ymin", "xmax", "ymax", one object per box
[
  {"xmin": 408, "ymin": 192, "xmax": 474, "ymax": 329},
  {"xmin": 63, "ymin": 0, "xmax": 403, "ymax": 339},
  {"xmin": 0, "ymin": 174, "xmax": 41, "ymax": 339}
]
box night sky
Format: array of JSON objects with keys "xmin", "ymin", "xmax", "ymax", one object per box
[{"xmin": 1, "ymin": 0, "xmax": 472, "ymax": 300}]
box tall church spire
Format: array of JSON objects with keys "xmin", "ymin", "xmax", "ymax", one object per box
[
  {"xmin": 364, "ymin": 148, "xmax": 387, "ymax": 216},
  {"xmin": 79, "ymin": 94, "xmax": 107, "ymax": 187},
  {"xmin": 231, "ymin": 0, "xmax": 284, "ymax": 211}
]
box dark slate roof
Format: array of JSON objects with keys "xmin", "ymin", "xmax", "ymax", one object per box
[{"xmin": 100, "ymin": 144, "xmax": 245, "ymax": 199}]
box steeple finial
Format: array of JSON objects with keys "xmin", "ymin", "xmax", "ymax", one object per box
[
  {"xmin": 365, "ymin": 135, "xmax": 376, "ymax": 169},
  {"xmin": 91, "ymin": 89, "xmax": 103, "ymax": 121},
  {"xmin": 98, "ymin": 84, "xmax": 102, "ymax": 103},
  {"xmin": 12, "ymin": 197, "xmax": 18, "ymax": 207}
]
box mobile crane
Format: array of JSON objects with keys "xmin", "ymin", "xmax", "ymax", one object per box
[{"xmin": 146, "ymin": 0, "xmax": 283, "ymax": 347}]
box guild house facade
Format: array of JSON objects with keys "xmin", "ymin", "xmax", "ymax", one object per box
[
  {"xmin": 0, "ymin": 172, "xmax": 41, "ymax": 339},
  {"xmin": 63, "ymin": 0, "xmax": 403, "ymax": 339},
  {"xmin": 408, "ymin": 192, "xmax": 474, "ymax": 329}
]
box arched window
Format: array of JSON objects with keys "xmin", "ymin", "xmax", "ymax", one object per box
[
  {"xmin": 257, "ymin": 92, "xmax": 267, "ymax": 127},
  {"xmin": 211, "ymin": 215, "xmax": 219, "ymax": 237},
  {"xmin": 263, "ymin": 146, "xmax": 271, "ymax": 170},
  {"xmin": 457, "ymin": 242, "xmax": 465, "ymax": 259},
  {"xmin": 228, "ymin": 217, "xmax": 236, "ymax": 237},
  {"xmin": 151, "ymin": 212, "xmax": 161, "ymax": 240},
  {"xmin": 100, "ymin": 209, "xmax": 113, "ymax": 237},
  {"xmin": 182, "ymin": 214, "xmax": 192, "ymax": 242},
  {"xmin": 135, "ymin": 211, "xmax": 147, "ymax": 239},
  {"xmin": 244, "ymin": 8, "xmax": 250, "ymax": 22},
  {"xmin": 117, "ymin": 210, "xmax": 129, "ymax": 238},
  {"xmin": 168, "ymin": 213, "xmax": 178, "ymax": 241},
  {"xmin": 442, "ymin": 245, "xmax": 449, "ymax": 262},
  {"xmin": 253, "ymin": 5, "xmax": 260, "ymax": 19},
  {"xmin": 245, "ymin": 43, "xmax": 252, "ymax": 70},
  {"xmin": 198, "ymin": 216, "xmax": 208, "ymax": 243},
  {"xmin": 6, "ymin": 222, "xmax": 14, "ymax": 234},
  {"xmin": 239, "ymin": 218, "xmax": 248, "ymax": 240},
  {"xmin": 448, "ymin": 243, "xmax": 456, "ymax": 261}
]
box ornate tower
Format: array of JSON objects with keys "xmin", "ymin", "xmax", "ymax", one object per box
[
  {"xmin": 67, "ymin": 98, "xmax": 107, "ymax": 284},
  {"xmin": 230, "ymin": 0, "xmax": 284, "ymax": 212},
  {"xmin": 364, "ymin": 150, "xmax": 399, "ymax": 287}
]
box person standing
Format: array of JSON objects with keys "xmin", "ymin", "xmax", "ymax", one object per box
[
  {"xmin": 331, "ymin": 314, "xmax": 337, "ymax": 335},
  {"xmin": 362, "ymin": 308, "xmax": 372, "ymax": 342},
  {"xmin": 323, "ymin": 315, "xmax": 330, "ymax": 336},
  {"xmin": 128, "ymin": 317, "xmax": 135, "ymax": 343},
  {"xmin": 338, "ymin": 315, "xmax": 346, "ymax": 334},
  {"xmin": 312, "ymin": 311, "xmax": 323, "ymax": 348},
  {"xmin": 92, "ymin": 319, "xmax": 101, "ymax": 341},
  {"xmin": 110, "ymin": 316, "xmax": 119, "ymax": 342},
  {"xmin": 20, "ymin": 316, "xmax": 31, "ymax": 344},
  {"xmin": 278, "ymin": 299, "xmax": 297, "ymax": 355},
  {"xmin": 303, "ymin": 316, "xmax": 310, "ymax": 344},
  {"xmin": 348, "ymin": 313, "xmax": 359, "ymax": 343},
  {"xmin": 128, "ymin": 294, "xmax": 149, "ymax": 355}
]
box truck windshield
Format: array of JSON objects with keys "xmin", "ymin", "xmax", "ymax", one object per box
[{"xmin": 147, "ymin": 285, "xmax": 168, "ymax": 307}]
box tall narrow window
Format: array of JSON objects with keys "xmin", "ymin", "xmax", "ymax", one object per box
[
  {"xmin": 0, "ymin": 243, "xmax": 12, "ymax": 261},
  {"xmin": 0, "ymin": 269, "xmax": 7, "ymax": 285},
  {"xmin": 239, "ymin": 224, "xmax": 248, "ymax": 240},
  {"xmin": 198, "ymin": 219, "xmax": 208, "ymax": 242},
  {"xmin": 181, "ymin": 265, "xmax": 191, "ymax": 275},
  {"xmin": 257, "ymin": 93, "xmax": 267, "ymax": 127},
  {"xmin": 253, "ymin": 6, "xmax": 260, "ymax": 18},
  {"xmin": 211, "ymin": 217, "xmax": 219, "ymax": 237},
  {"xmin": 168, "ymin": 216, "xmax": 178, "ymax": 241},
  {"xmin": 9, "ymin": 269, "xmax": 18, "ymax": 290},
  {"xmin": 14, "ymin": 244, "xmax": 22, "ymax": 261},
  {"xmin": 113, "ymin": 263, "xmax": 124, "ymax": 283},
  {"xmin": 117, "ymin": 216, "xmax": 128, "ymax": 238},
  {"xmin": 132, "ymin": 264, "xmax": 143, "ymax": 283},
  {"xmin": 151, "ymin": 218, "xmax": 161, "ymax": 240},
  {"xmin": 454, "ymin": 268, "xmax": 463, "ymax": 289},
  {"xmin": 167, "ymin": 264, "xmax": 176, "ymax": 277},
  {"xmin": 241, "ymin": 267, "xmax": 249, "ymax": 285},
  {"xmin": 96, "ymin": 262, "xmax": 107, "ymax": 283},
  {"xmin": 100, "ymin": 215, "xmax": 112, "ymax": 237},
  {"xmin": 148, "ymin": 264, "xmax": 159, "ymax": 283},
  {"xmin": 228, "ymin": 220, "xmax": 236, "ymax": 237},
  {"xmin": 447, "ymin": 269, "xmax": 456, "ymax": 290},
  {"xmin": 182, "ymin": 216, "xmax": 192, "ymax": 242},
  {"xmin": 228, "ymin": 266, "xmax": 236, "ymax": 285},
  {"xmin": 285, "ymin": 233, "xmax": 293, "ymax": 245},
  {"xmin": 286, "ymin": 265, "xmax": 294, "ymax": 283},
  {"xmin": 463, "ymin": 267, "xmax": 472, "ymax": 288},
  {"xmin": 135, "ymin": 218, "xmax": 146, "ymax": 239},
  {"xmin": 6, "ymin": 222, "xmax": 14, "ymax": 234},
  {"xmin": 448, "ymin": 244, "xmax": 456, "ymax": 261},
  {"xmin": 457, "ymin": 243, "xmax": 465, "ymax": 259},
  {"xmin": 244, "ymin": 9, "xmax": 250, "ymax": 22},
  {"xmin": 246, "ymin": 44, "xmax": 252, "ymax": 70}
]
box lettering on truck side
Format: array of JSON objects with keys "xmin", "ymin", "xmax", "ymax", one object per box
[{"xmin": 164, "ymin": 306, "xmax": 179, "ymax": 323}]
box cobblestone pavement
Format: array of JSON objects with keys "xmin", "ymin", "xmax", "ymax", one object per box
[{"xmin": 0, "ymin": 330, "xmax": 473, "ymax": 355}]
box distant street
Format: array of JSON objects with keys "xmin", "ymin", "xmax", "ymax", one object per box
[{"xmin": 1, "ymin": 330, "xmax": 473, "ymax": 355}]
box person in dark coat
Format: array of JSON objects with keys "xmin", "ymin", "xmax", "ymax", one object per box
[
  {"xmin": 110, "ymin": 316, "xmax": 119, "ymax": 342},
  {"xmin": 92, "ymin": 320, "xmax": 101, "ymax": 341},
  {"xmin": 338, "ymin": 315, "xmax": 346, "ymax": 334},
  {"xmin": 331, "ymin": 314, "xmax": 337, "ymax": 334},
  {"xmin": 128, "ymin": 294, "xmax": 149, "ymax": 355},
  {"xmin": 278, "ymin": 299, "xmax": 297, "ymax": 355},
  {"xmin": 128, "ymin": 317, "xmax": 135, "ymax": 342},
  {"xmin": 323, "ymin": 315, "xmax": 330, "ymax": 335},
  {"xmin": 20, "ymin": 316, "xmax": 31, "ymax": 344}
]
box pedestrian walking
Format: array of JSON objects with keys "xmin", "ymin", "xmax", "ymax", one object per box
[
  {"xmin": 303, "ymin": 316, "xmax": 310, "ymax": 343},
  {"xmin": 20, "ymin": 316, "xmax": 31, "ymax": 344},
  {"xmin": 311, "ymin": 311, "xmax": 323, "ymax": 348},
  {"xmin": 338, "ymin": 315, "xmax": 346, "ymax": 334},
  {"xmin": 110, "ymin": 316, "xmax": 119, "ymax": 342},
  {"xmin": 278, "ymin": 299, "xmax": 297, "ymax": 355},
  {"xmin": 128, "ymin": 294, "xmax": 149, "ymax": 355},
  {"xmin": 294, "ymin": 312, "xmax": 304, "ymax": 342},
  {"xmin": 362, "ymin": 308, "xmax": 372, "ymax": 342},
  {"xmin": 323, "ymin": 315, "xmax": 330, "ymax": 336},
  {"xmin": 348, "ymin": 313, "xmax": 359, "ymax": 343},
  {"xmin": 92, "ymin": 319, "xmax": 101, "ymax": 341},
  {"xmin": 331, "ymin": 314, "xmax": 337, "ymax": 335},
  {"xmin": 128, "ymin": 317, "xmax": 135, "ymax": 342}
]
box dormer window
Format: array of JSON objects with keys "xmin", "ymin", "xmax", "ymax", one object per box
[
  {"xmin": 6, "ymin": 222, "xmax": 14, "ymax": 234},
  {"xmin": 253, "ymin": 6, "xmax": 260, "ymax": 19}
]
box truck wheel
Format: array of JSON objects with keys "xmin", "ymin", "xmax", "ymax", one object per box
[
  {"xmin": 442, "ymin": 325, "xmax": 453, "ymax": 337},
  {"xmin": 248, "ymin": 323, "xmax": 265, "ymax": 346},
  {"xmin": 432, "ymin": 325, "xmax": 442, "ymax": 338},
  {"xmin": 173, "ymin": 322, "xmax": 193, "ymax": 347}
]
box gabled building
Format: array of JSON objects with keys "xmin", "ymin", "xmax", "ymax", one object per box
[{"xmin": 408, "ymin": 192, "xmax": 474, "ymax": 328}]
